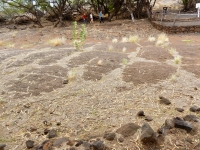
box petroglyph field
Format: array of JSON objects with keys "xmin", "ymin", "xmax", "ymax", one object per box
[{"xmin": 0, "ymin": 19, "xmax": 200, "ymax": 149}]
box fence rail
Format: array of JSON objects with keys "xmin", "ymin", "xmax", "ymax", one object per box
[{"xmin": 153, "ymin": 11, "xmax": 199, "ymax": 26}]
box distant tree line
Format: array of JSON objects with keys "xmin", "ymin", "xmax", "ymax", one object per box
[{"xmin": 0, "ymin": 0, "xmax": 199, "ymax": 27}]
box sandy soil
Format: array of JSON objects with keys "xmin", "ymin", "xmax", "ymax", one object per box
[{"xmin": 0, "ymin": 19, "xmax": 200, "ymax": 150}]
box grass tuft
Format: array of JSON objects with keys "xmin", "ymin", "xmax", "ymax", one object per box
[
  {"xmin": 108, "ymin": 45, "xmax": 113, "ymax": 51},
  {"xmin": 174, "ymin": 55, "xmax": 182, "ymax": 65},
  {"xmin": 171, "ymin": 74, "xmax": 176, "ymax": 82},
  {"xmin": 97, "ymin": 60, "xmax": 103, "ymax": 66},
  {"xmin": 148, "ymin": 36, "xmax": 156, "ymax": 42},
  {"xmin": 168, "ymin": 48, "xmax": 178, "ymax": 56},
  {"xmin": 0, "ymin": 41, "xmax": 3, "ymax": 46},
  {"xmin": 156, "ymin": 33, "xmax": 169, "ymax": 46},
  {"xmin": 49, "ymin": 37, "xmax": 66, "ymax": 46},
  {"xmin": 128, "ymin": 35, "xmax": 140, "ymax": 43},
  {"xmin": 122, "ymin": 47, "xmax": 127, "ymax": 52},
  {"xmin": 122, "ymin": 58, "xmax": 128, "ymax": 65},
  {"xmin": 112, "ymin": 38, "xmax": 118, "ymax": 43},
  {"xmin": 7, "ymin": 43, "xmax": 15, "ymax": 48},
  {"xmin": 68, "ymin": 69, "xmax": 76, "ymax": 82},
  {"xmin": 121, "ymin": 37, "xmax": 128, "ymax": 43}
]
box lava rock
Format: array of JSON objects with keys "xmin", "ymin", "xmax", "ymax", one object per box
[
  {"xmin": 159, "ymin": 96, "xmax": 171, "ymax": 105},
  {"xmin": 82, "ymin": 142, "xmax": 91, "ymax": 150},
  {"xmin": 144, "ymin": 116, "xmax": 153, "ymax": 122},
  {"xmin": 185, "ymin": 137, "xmax": 193, "ymax": 144},
  {"xmin": 137, "ymin": 110, "xmax": 145, "ymax": 116},
  {"xmin": 165, "ymin": 119, "xmax": 174, "ymax": 129},
  {"xmin": 75, "ymin": 140, "xmax": 83, "ymax": 147},
  {"xmin": 183, "ymin": 115, "xmax": 199, "ymax": 122},
  {"xmin": 190, "ymin": 106, "xmax": 200, "ymax": 112},
  {"xmin": 56, "ymin": 122, "xmax": 61, "ymax": 126},
  {"xmin": 24, "ymin": 103, "xmax": 31, "ymax": 108},
  {"xmin": 26, "ymin": 140, "xmax": 34, "ymax": 149},
  {"xmin": 194, "ymin": 142, "xmax": 200, "ymax": 149},
  {"xmin": 140, "ymin": 123, "xmax": 157, "ymax": 143},
  {"xmin": 0, "ymin": 144, "xmax": 6, "ymax": 150},
  {"xmin": 48, "ymin": 129, "xmax": 57, "ymax": 139},
  {"xmin": 175, "ymin": 108, "xmax": 184, "ymax": 112},
  {"xmin": 44, "ymin": 128, "xmax": 50, "ymax": 135},
  {"xmin": 116, "ymin": 123, "xmax": 140, "ymax": 137},
  {"xmin": 42, "ymin": 140, "xmax": 53, "ymax": 150},
  {"xmin": 91, "ymin": 140, "xmax": 105, "ymax": 150},
  {"xmin": 43, "ymin": 120, "xmax": 52, "ymax": 126},
  {"xmin": 174, "ymin": 117, "xmax": 193, "ymax": 132},
  {"xmin": 116, "ymin": 134, "xmax": 125, "ymax": 142},
  {"xmin": 53, "ymin": 138, "xmax": 69, "ymax": 147},
  {"xmin": 1, "ymin": 91, "xmax": 5, "ymax": 95},
  {"xmin": 29, "ymin": 127, "xmax": 37, "ymax": 132},
  {"xmin": 103, "ymin": 132, "xmax": 116, "ymax": 141},
  {"xmin": 63, "ymin": 79, "xmax": 69, "ymax": 84}
]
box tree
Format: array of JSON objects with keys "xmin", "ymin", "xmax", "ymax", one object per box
[{"xmin": 1, "ymin": 0, "xmax": 44, "ymax": 27}]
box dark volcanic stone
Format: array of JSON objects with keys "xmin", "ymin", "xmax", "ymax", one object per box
[
  {"xmin": 183, "ymin": 115, "xmax": 199, "ymax": 122},
  {"xmin": 116, "ymin": 123, "xmax": 140, "ymax": 137},
  {"xmin": 175, "ymin": 108, "xmax": 184, "ymax": 112},
  {"xmin": 63, "ymin": 79, "xmax": 69, "ymax": 84},
  {"xmin": 56, "ymin": 122, "xmax": 61, "ymax": 126},
  {"xmin": 26, "ymin": 140, "xmax": 34, "ymax": 149},
  {"xmin": 36, "ymin": 140, "xmax": 50, "ymax": 150},
  {"xmin": 174, "ymin": 117, "xmax": 193, "ymax": 132},
  {"xmin": 75, "ymin": 140, "xmax": 83, "ymax": 147},
  {"xmin": 44, "ymin": 128, "xmax": 50, "ymax": 135},
  {"xmin": 48, "ymin": 129, "xmax": 57, "ymax": 138},
  {"xmin": 53, "ymin": 138, "xmax": 69, "ymax": 147},
  {"xmin": 165, "ymin": 119, "xmax": 174, "ymax": 129},
  {"xmin": 103, "ymin": 132, "xmax": 116, "ymax": 141},
  {"xmin": 144, "ymin": 116, "xmax": 153, "ymax": 122},
  {"xmin": 117, "ymin": 134, "xmax": 125, "ymax": 142},
  {"xmin": 0, "ymin": 144, "xmax": 6, "ymax": 150},
  {"xmin": 137, "ymin": 110, "xmax": 145, "ymax": 116},
  {"xmin": 91, "ymin": 140, "xmax": 105, "ymax": 150},
  {"xmin": 140, "ymin": 123, "xmax": 157, "ymax": 143},
  {"xmin": 44, "ymin": 129, "xmax": 50, "ymax": 135},
  {"xmin": 42, "ymin": 140, "xmax": 53, "ymax": 150},
  {"xmin": 190, "ymin": 106, "xmax": 200, "ymax": 112},
  {"xmin": 83, "ymin": 142, "xmax": 91, "ymax": 150},
  {"xmin": 159, "ymin": 96, "xmax": 171, "ymax": 105}
]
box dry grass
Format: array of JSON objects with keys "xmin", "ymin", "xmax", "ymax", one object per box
[
  {"xmin": 148, "ymin": 36, "xmax": 156, "ymax": 42},
  {"xmin": 174, "ymin": 55, "xmax": 182, "ymax": 65},
  {"xmin": 6, "ymin": 43, "xmax": 15, "ymax": 48},
  {"xmin": 97, "ymin": 60, "xmax": 103, "ymax": 66},
  {"xmin": 12, "ymin": 31, "xmax": 18, "ymax": 38},
  {"xmin": 112, "ymin": 38, "xmax": 118, "ymax": 43},
  {"xmin": 108, "ymin": 45, "xmax": 114, "ymax": 51},
  {"xmin": 67, "ymin": 69, "xmax": 76, "ymax": 82},
  {"xmin": 128, "ymin": 35, "xmax": 140, "ymax": 43},
  {"xmin": 169, "ymin": 47, "xmax": 178, "ymax": 56},
  {"xmin": 156, "ymin": 33, "xmax": 169, "ymax": 46},
  {"xmin": 0, "ymin": 41, "xmax": 3, "ymax": 46},
  {"xmin": 49, "ymin": 37, "xmax": 66, "ymax": 46},
  {"xmin": 122, "ymin": 47, "xmax": 127, "ymax": 52},
  {"xmin": 121, "ymin": 37, "xmax": 128, "ymax": 43}
]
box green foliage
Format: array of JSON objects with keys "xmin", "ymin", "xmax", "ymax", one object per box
[
  {"xmin": 72, "ymin": 21, "xmax": 87, "ymax": 51},
  {"xmin": 182, "ymin": 0, "xmax": 189, "ymax": 5},
  {"xmin": 122, "ymin": 58, "xmax": 128, "ymax": 65}
]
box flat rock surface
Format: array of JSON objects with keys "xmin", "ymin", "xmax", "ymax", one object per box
[{"xmin": 0, "ymin": 19, "xmax": 200, "ymax": 150}]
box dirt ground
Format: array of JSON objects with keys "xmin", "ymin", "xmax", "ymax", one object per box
[{"xmin": 0, "ymin": 19, "xmax": 200, "ymax": 150}]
